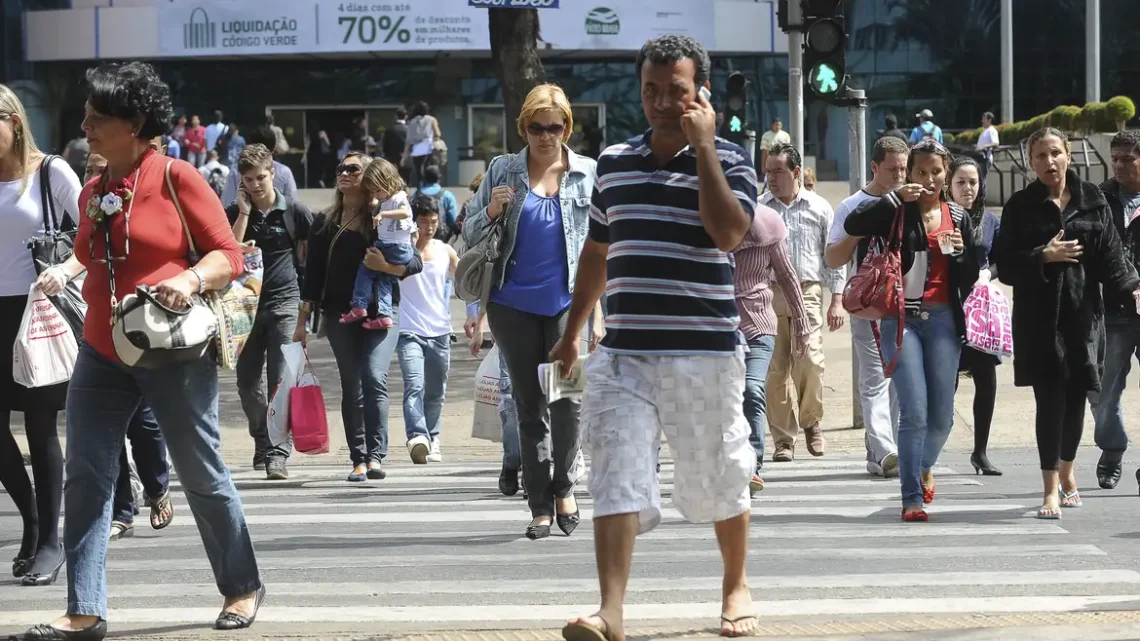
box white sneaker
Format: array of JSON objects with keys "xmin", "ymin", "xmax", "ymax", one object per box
[
  {"xmin": 868, "ymin": 452, "xmax": 900, "ymax": 478},
  {"xmin": 407, "ymin": 436, "xmax": 430, "ymax": 464},
  {"xmin": 427, "ymin": 437, "xmax": 442, "ymax": 463}
]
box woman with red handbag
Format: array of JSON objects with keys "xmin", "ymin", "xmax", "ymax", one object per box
[{"xmin": 844, "ymin": 140, "xmax": 979, "ymax": 522}]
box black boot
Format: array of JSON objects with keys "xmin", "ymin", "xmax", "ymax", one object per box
[{"xmin": 498, "ymin": 467, "xmax": 520, "ymax": 496}]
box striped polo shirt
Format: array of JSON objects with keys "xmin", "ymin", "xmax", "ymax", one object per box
[{"xmin": 589, "ymin": 130, "xmax": 759, "ymax": 355}]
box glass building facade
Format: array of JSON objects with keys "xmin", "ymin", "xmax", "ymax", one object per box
[{"xmin": 4, "ymin": 0, "xmax": 1140, "ymax": 183}]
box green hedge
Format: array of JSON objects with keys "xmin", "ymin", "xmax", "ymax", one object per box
[{"xmin": 954, "ymin": 96, "xmax": 1136, "ymax": 146}]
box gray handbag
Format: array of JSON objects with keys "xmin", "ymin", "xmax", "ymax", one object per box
[{"xmin": 454, "ymin": 156, "xmax": 518, "ymax": 314}]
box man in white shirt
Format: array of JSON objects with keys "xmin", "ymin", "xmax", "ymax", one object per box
[
  {"xmin": 976, "ymin": 111, "xmax": 1000, "ymax": 184},
  {"xmin": 760, "ymin": 142, "xmax": 846, "ymax": 462},
  {"xmin": 198, "ymin": 150, "xmax": 229, "ymax": 182},
  {"xmin": 759, "ymin": 118, "xmax": 792, "ymax": 173},
  {"xmin": 825, "ymin": 136, "xmax": 910, "ymax": 477},
  {"xmin": 205, "ymin": 110, "xmax": 228, "ymax": 154}
]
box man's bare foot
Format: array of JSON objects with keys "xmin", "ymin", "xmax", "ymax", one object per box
[
  {"xmin": 49, "ymin": 614, "xmax": 100, "ymax": 631},
  {"xmin": 563, "ymin": 611, "xmax": 623, "ymax": 641},
  {"xmin": 222, "ymin": 590, "xmax": 260, "ymax": 618},
  {"xmin": 720, "ymin": 583, "xmax": 757, "ymax": 637}
]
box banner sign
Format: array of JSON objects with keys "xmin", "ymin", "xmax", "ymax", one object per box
[
  {"xmin": 157, "ymin": 0, "xmax": 711, "ymax": 57},
  {"xmin": 468, "ymin": 0, "xmax": 560, "ymax": 7}
]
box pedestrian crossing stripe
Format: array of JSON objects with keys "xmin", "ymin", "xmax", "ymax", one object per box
[{"xmin": 1, "ymin": 456, "xmax": 1133, "ymax": 634}]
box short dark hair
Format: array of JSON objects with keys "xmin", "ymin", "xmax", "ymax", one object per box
[
  {"xmin": 214, "ymin": 109, "xmax": 224, "ymax": 122},
  {"xmin": 244, "ymin": 125, "xmax": 277, "ymax": 151},
  {"xmin": 412, "ymin": 192, "xmax": 440, "ymax": 218},
  {"xmin": 871, "ymin": 136, "xmax": 909, "ymax": 163},
  {"xmin": 395, "ymin": 107, "xmax": 407, "ymax": 120},
  {"xmin": 636, "ymin": 35, "xmax": 711, "ymax": 85},
  {"xmin": 767, "ymin": 142, "xmax": 801, "ymax": 171},
  {"xmin": 885, "ymin": 114, "xmax": 899, "ymax": 129},
  {"xmin": 982, "ymin": 111, "xmax": 995, "ymax": 122},
  {"xmin": 1110, "ymin": 129, "xmax": 1140, "ymax": 151},
  {"xmin": 423, "ymin": 164, "xmax": 441, "ymax": 185},
  {"xmin": 85, "ymin": 62, "xmax": 174, "ymax": 140}
]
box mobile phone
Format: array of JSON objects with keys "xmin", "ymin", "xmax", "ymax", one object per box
[{"xmin": 698, "ymin": 86, "xmax": 711, "ymax": 103}]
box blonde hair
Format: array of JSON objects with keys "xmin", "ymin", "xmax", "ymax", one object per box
[
  {"xmin": 361, "ymin": 157, "xmax": 405, "ymax": 200},
  {"xmin": 0, "ymin": 83, "xmax": 44, "ymax": 195},
  {"xmin": 517, "ymin": 84, "xmax": 573, "ymax": 144},
  {"xmin": 323, "ymin": 151, "xmax": 372, "ymax": 228}
]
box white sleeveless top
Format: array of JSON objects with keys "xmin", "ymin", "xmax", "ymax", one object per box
[{"xmin": 400, "ymin": 244, "xmax": 452, "ymax": 338}]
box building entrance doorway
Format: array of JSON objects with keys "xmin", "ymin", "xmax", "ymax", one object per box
[{"xmin": 266, "ymin": 104, "xmax": 404, "ymax": 188}]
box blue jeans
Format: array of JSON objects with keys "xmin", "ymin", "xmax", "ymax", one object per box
[
  {"xmin": 1088, "ymin": 319, "xmax": 1139, "ymax": 458},
  {"xmin": 397, "ymin": 332, "xmax": 450, "ymax": 441},
  {"xmin": 324, "ymin": 309, "xmax": 400, "ymax": 465},
  {"xmin": 744, "ymin": 335, "xmax": 776, "ymax": 469},
  {"xmin": 64, "ymin": 344, "xmax": 260, "ymax": 619},
  {"xmin": 350, "ymin": 241, "xmax": 414, "ymax": 317},
  {"xmin": 879, "ymin": 305, "xmax": 961, "ymax": 508},
  {"xmin": 112, "ymin": 404, "xmax": 169, "ymax": 525},
  {"xmin": 499, "ymin": 353, "xmax": 521, "ymax": 470}
]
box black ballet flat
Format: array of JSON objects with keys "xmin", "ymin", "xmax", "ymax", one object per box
[
  {"xmin": 12, "ymin": 554, "xmax": 34, "ymax": 578},
  {"xmin": 20, "ymin": 619, "xmax": 107, "ymax": 641},
  {"xmin": 556, "ymin": 510, "xmax": 581, "ymax": 536},
  {"xmin": 525, "ymin": 524, "xmax": 551, "ymax": 540},
  {"xmin": 21, "ymin": 554, "xmax": 64, "ymax": 587},
  {"xmin": 215, "ymin": 584, "xmax": 267, "ymax": 630}
]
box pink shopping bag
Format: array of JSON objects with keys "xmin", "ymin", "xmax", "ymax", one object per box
[
  {"xmin": 963, "ymin": 283, "xmax": 1013, "ymax": 357},
  {"xmin": 289, "ymin": 352, "xmax": 330, "ymax": 455}
]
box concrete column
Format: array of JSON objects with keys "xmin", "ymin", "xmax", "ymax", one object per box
[
  {"xmin": 1000, "ymin": 0, "xmax": 1014, "ymax": 122},
  {"xmin": 1086, "ymin": 0, "xmax": 1101, "ymax": 103}
]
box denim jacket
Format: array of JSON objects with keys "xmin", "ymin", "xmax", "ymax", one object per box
[{"xmin": 461, "ymin": 145, "xmax": 597, "ymax": 293}]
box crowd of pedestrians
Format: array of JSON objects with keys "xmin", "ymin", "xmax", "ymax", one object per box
[{"xmin": 2, "ymin": 31, "xmax": 1140, "ymax": 641}]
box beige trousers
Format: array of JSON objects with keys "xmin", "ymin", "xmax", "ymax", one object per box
[{"xmin": 767, "ymin": 281, "xmax": 826, "ymax": 446}]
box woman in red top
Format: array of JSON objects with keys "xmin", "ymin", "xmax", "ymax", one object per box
[
  {"xmin": 183, "ymin": 114, "xmax": 207, "ymax": 168},
  {"xmin": 21, "ymin": 63, "xmax": 263, "ymax": 641},
  {"xmin": 844, "ymin": 140, "xmax": 979, "ymax": 522}
]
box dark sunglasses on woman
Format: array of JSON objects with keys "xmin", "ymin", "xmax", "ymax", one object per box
[
  {"xmin": 336, "ymin": 163, "xmax": 362, "ymax": 176},
  {"xmin": 527, "ymin": 123, "xmax": 565, "ymax": 137}
]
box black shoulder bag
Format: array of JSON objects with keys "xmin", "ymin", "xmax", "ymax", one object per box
[{"xmin": 29, "ymin": 155, "xmax": 87, "ymax": 339}]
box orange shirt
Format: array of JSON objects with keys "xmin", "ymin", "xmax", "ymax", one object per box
[{"xmin": 76, "ymin": 149, "xmax": 243, "ymax": 361}]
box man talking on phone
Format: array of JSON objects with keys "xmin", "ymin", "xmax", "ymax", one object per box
[
  {"xmin": 227, "ymin": 144, "xmax": 314, "ymax": 480},
  {"xmin": 552, "ymin": 35, "xmax": 759, "ymax": 641}
]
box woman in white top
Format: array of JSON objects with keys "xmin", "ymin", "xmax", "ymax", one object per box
[
  {"xmin": 0, "ymin": 84, "xmax": 83, "ymax": 585},
  {"xmin": 405, "ymin": 101, "xmax": 441, "ymax": 188},
  {"xmin": 396, "ymin": 194, "xmax": 458, "ymax": 463}
]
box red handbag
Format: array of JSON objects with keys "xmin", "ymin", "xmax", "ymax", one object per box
[
  {"xmin": 289, "ymin": 352, "xmax": 330, "ymax": 455},
  {"xmin": 842, "ymin": 205, "xmax": 906, "ymax": 375}
]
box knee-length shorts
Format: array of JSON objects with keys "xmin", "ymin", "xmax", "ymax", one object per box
[{"xmin": 582, "ymin": 348, "xmax": 754, "ymax": 534}]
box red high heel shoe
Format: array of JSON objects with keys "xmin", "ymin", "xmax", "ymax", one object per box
[{"xmin": 901, "ymin": 508, "xmax": 928, "ymax": 522}]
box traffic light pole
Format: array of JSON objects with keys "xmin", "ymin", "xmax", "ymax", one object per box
[
  {"xmin": 846, "ymin": 87, "xmax": 867, "ymax": 430},
  {"xmin": 787, "ymin": 0, "xmax": 805, "ymax": 159}
]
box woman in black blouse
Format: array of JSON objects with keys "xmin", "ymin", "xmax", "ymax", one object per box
[{"xmin": 297, "ymin": 152, "xmax": 422, "ymax": 481}]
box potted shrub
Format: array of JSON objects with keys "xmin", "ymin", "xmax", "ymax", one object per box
[{"xmin": 1105, "ymin": 96, "xmax": 1136, "ymax": 131}]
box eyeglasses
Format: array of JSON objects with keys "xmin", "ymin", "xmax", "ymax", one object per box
[
  {"xmin": 526, "ymin": 123, "xmax": 566, "ymax": 137},
  {"xmin": 336, "ymin": 163, "xmax": 362, "ymax": 176}
]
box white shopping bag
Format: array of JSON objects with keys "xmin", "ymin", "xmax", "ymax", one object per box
[
  {"xmin": 471, "ymin": 345, "xmax": 503, "ymax": 442},
  {"xmin": 267, "ymin": 341, "xmax": 307, "ymax": 449},
  {"xmin": 12, "ymin": 286, "xmax": 79, "ymax": 388}
]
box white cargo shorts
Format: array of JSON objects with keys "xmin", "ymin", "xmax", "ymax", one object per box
[{"xmin": 581, "ymin": 348, "xmax": 754, "ymax": 534}]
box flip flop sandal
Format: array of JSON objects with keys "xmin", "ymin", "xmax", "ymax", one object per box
[
  {"xmin": 148, "ymin": 492, "xmax": 175, "ymax": 530},
  {"xmin": 1060, "ymin": 489, "xmax": 1083, "ymax": 508},
  {"xmin": 720, "ymin": 614, "xmax": 759, "ymax": 638},
  {"xmin": 109, "ymin": 521, "xmax": 135, "ymax": 541},
  {"xmin": 561, "ymin": 614, "xmax": 615, "ymax": 641},
  {"xmin": 1036, "ymin": 505, "xmax": 1062, "ymax": 520}
]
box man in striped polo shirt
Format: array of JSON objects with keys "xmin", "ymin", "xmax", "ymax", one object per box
[{"xmin": 551, "ymin": 35, "xmax": 759, "ymax": 641}]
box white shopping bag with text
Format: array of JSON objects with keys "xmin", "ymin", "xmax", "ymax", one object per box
[
  {"xmin": 471, "ymin": 345, "xmax": 503, "ymax": 442},
  {"xmin": 12, "ymin": 286, "xmax": 78, "ymax": 388},
  {"xmin": 267, "ymin": 341, "xmax": 307, "ymax": 449}
]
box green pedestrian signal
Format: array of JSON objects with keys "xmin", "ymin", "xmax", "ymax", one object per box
[
  {"xmin": 730, "ymin": 115, "xmax": 742, "ymax": 133},
  {"xmin": 811, "ymin": 63, "xmax": 839, "ymax": 94}
]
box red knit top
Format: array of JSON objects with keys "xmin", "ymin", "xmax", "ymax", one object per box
[{"xmin": 76, "ymin": 149, "xmax": 244, "ymax": 360}]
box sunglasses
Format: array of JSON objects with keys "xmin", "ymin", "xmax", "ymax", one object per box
[
  {"xmin": 336, "ymin": 163, "xmax": 363, "ymax": 176},
  {"xmin": 526, "ymin": 122, "xmax": 566, "ymax": 137}
]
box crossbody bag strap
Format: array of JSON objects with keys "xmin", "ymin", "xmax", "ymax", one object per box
[
  {"xmin": 316, "ymin": 217, "xmax": 353, "ymax": 307},
  {"xmin": 164, "ymin": 160, "xmax": 200, "ymax": 263}
]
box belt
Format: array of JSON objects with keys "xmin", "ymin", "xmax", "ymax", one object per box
[{"xmin": 906, "ymin": 308, "xmax": 932, "ymax": 321}]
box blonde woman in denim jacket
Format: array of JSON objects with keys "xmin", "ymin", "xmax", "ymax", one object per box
[{"xmin": 462, "ymin": 84, "xmax": 603, "ymax": 540}]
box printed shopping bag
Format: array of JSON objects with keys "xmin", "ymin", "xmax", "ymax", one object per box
[
  {"xmin": 12, "ymin": 286, "xmax": 79, "ymax": 388},
  {"xmin": 236, "ymin": 244, "xmax": 264, "ymax": 295},
  {"xmin": 290, "ymin": 353, "xmax": 330, "ymax": 455},
  {"xmin": 267, "ymin": 341, "xmax": 307, "ymax": 449},
  {"xmin": 471, "ymin": 345, "xmax": 503, "ymax": 443},
  {"xmin": 964, "ymin": 283, "xmax": 1013, "ymax": 358}
]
